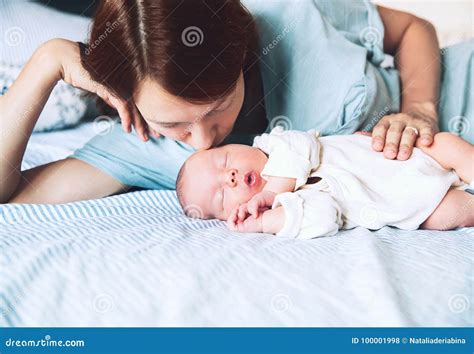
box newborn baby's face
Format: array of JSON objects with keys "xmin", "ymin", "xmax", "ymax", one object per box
[{"xmin": 180, "ymin": 144, "xmax": 268, "ymax": 220}]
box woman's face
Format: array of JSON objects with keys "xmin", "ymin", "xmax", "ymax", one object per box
[{"xmin": 133, "ymin": 71, "xmax": 245, "ymax": 150}]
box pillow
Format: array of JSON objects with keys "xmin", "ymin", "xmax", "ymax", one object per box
[
  {"xmin": 1, "ymin": 62, "xmax": 89, "ymax": 132},
  {"xmin": 0, "ymin": 2, "xmax": 92, "ymax": 132}
]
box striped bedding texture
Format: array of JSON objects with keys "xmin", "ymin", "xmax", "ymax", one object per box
[
  {"xmin": 1, "ymin": 123, "xmax": 473, "ymax": 326},
  {"xmin": 1, "ymin": 189, "xmax": 473, "ymax": 327}
]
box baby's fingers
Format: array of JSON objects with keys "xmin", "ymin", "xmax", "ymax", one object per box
[
  {"xmin": 227, "ymin": 208, "xmax": 238, "ymax": 228},
  {"xmin": 237, "ymin": 204, "xmax": 248, "ymax": 222},
  {"xmin": 226, "ymin": 219, "xmax": 237, "ymax": 231},
  {"xmin": 247, "ymin": 199, "xmax": 260, "ymax": 218}
]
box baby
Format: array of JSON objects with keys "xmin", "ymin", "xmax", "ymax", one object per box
[{"xmin": 176, "ymin": 127, "xmax": 474, "ymax": 239}]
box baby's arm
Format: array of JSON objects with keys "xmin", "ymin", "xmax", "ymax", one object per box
[
  {"xmin": 229, "ymin": 190, "xmax": 343, "ymax": 239},
  {"xmin": 262, "ymin": 176, "xmax": 296, "ymax": 194},
  {"xmin": 418, "ymin": 132, "xmax": 473, "ymax": 184},
  {"xmin": 245, "ymin": 176, "xmax": 296, "ymax": 217},
  {"xmin": 246, "ymin": 128, "xmax": 322, "ymax": 216}
]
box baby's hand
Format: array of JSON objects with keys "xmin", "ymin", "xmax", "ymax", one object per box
[
  {"xmin": 227, "ymin": 205, "xmax": 264, "ymax": 233},
  {"xmin": 247, "ymin": 191, "xmax": 276, "ymax": 218}
]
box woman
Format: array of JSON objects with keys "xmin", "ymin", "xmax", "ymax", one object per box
[{"xmin": 0, "ymin": 0, "xmax": 470, "ymax": 204}]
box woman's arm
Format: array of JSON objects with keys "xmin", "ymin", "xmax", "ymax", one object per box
[
  {"xmin": 372, "ymin": 6, "xmax": 440, "ymax": 160},
  {"xmin": 0, "ymin": 40, "xmax": 60, "ymax": 201},
  {"xmin": 0, "ymin": 39, "xmax": 128, "ymax": 203},
  {"xmin": 7, "ymin": 159, "xmax": 126, "ymax": 204}
]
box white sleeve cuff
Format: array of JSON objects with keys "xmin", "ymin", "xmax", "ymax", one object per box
[
  {"xmin": 273, "ymin": 190, "xmax": 343, "ymax": 240},
  {"xmin": 272, "ymin": 192, "xmax": 304, "ymax": 238},
  {"xmin": 261, "ymin": 147, "xmax": 312, "ymax": 190}
]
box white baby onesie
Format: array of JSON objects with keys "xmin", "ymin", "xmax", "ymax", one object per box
[{"xmin": 253, "ymin": 127, "xmax": 463, "ymax": 239}]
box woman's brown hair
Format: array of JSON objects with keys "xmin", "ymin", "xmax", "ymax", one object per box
[{"xmin": 81, "ymin": 0, "xmax": 257, "ymax": 104}]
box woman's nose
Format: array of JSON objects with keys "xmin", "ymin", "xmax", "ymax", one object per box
[
  {"xmin": 225, "ymin": 169, "xmax": 238, "ymax": 187},
  {"xmin": 188, "ymin": 122, "xmax": 217, "ymax": 150}
]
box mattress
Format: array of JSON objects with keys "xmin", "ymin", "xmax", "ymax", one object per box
[{"xmin": 1, "ymin": 123, "xmax": 473, "ymax": 327}]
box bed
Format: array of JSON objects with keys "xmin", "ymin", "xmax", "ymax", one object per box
[
  {"xmin": 2, "ymin": 0, "xmax": 474, "ymax": 327},
  {"xmin": 0, "ymin": 122, "xmax": 472, "ymax": 327}
]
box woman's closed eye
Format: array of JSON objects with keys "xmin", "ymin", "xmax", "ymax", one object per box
[
  {"xmin": 159, "ymin": 122, "xmax": 183, "ymax": 129},
  {"xmin": 206, "ymin": 104, "xmax": 229, "ymax": 116},
  {"xmin": 205, "ymin": 110, "xmax": 218, "ymax": 117},
  {"xmin": 207, "ymin": 95, "xmax": 234, "ymax": 117}
]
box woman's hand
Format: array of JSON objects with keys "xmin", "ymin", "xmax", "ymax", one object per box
[
  {"xmin": 359, "ymin": 102, "xmax": 439, "ymax": 160},
  {"xmin": 50, "ymin": 39, "xmax": 154, "ymax": 141},
  {"xmin": 373, "ymin": 7, "xmax": 441, "ymax": 160}
]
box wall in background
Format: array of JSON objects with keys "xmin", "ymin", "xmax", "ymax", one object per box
[
  {"xmin": 374, "ymin": 0, "xmax": 473, "ymax": 46},
  {"xmin": 35, "ymin": 0, "xmax": 473, "ymax": 47}
]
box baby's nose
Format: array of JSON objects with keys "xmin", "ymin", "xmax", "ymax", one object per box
[{"xmin": 225, "ymin": 169, "xmax": 238, "ymax": 187}]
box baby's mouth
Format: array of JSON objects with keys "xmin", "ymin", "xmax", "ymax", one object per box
[{"xmin": 244, "ymin": 171, "xmax": 259, "ymax": 187}]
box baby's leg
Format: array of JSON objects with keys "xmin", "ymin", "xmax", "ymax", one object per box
[
  {"xmin": 418, "ymin": 132, "xmax": 474, "ymax": 184},
  {"xmin": 421, "ymin": 188, "xmax": 474, "ymax": 230}
]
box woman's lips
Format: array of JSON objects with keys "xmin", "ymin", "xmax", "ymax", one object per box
[{"xmin": 244, "ymin": 171, "xmax": 260, "ymax": 188}]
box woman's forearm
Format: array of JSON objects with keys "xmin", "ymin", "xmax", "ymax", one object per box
[
  {"xmin": 394, "ymin": 17, "xmax": 441, "ymax": 118},
  {"xmin": 0, "ymin": 42, "xmax": 60, "ymax": 202},
  {"xmin": 371, "ymin": 6, "xmax": 442, "ymax": 159}
]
